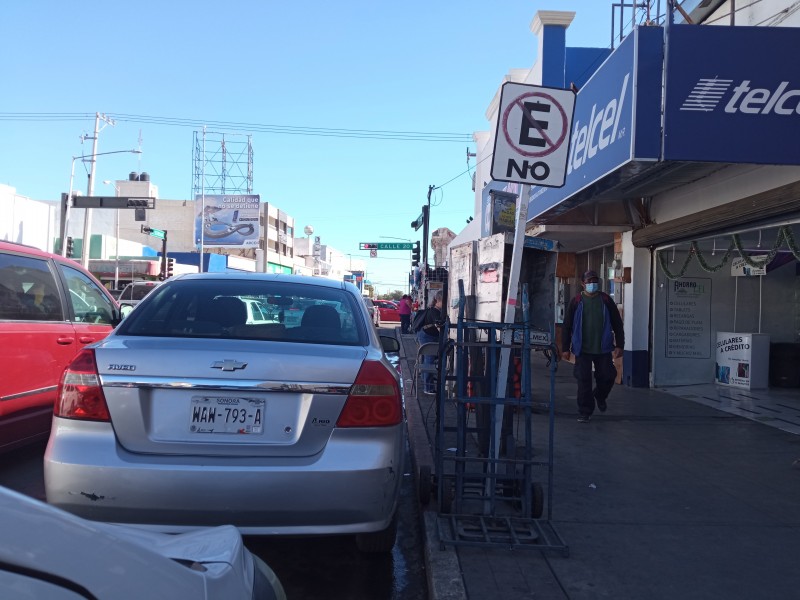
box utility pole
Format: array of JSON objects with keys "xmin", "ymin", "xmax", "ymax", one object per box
[
  {"xmin": 421, "ymin": 184, "xmax": 433, "ymax": 307},
  {"xmin": 81, "ymin": 112, "xmax": 116, "ymax": 268}
]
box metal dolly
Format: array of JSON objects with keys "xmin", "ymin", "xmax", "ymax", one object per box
[{"xmin": 428, "ymin": 282, "xmax": 568, "ymax": 555}]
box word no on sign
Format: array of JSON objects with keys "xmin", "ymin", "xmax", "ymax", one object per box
[{"xmin": 490, "ymin": 82, "xmax": 576, "ymax": 188}]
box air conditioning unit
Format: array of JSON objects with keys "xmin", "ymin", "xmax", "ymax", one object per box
[
  {"xmin": 313, "ymin": 268, "xmax": 321, "ymax": 276},
  {"xmin": 278, "ymin": 232, "xmax": 287, "ymax": 243}
]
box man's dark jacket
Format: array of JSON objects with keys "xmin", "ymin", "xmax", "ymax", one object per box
[{"xmin": 561, "ymin": 292, "xmax": 624, "ymax": 357}]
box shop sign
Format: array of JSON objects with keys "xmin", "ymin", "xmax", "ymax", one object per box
[
  {"xmin": 526, "ymin": 26, "xmax": 663, "ymax": 220},
  {"xmin": 665, "ymin": 278, "xmax": 711, "ymax": 359},
  {"xmin": 481, "ymin": 181, "xmax": 521, "ymax": 237},
  {"xmin": 730, "ymin": 256, "xmax": 767, "ymax": 277},
  {"xmin": 664, "ymin": 24, "xmax": 800, "ymax": 165},
  {"xmin": 715, "ymin": 332, "xmax": 770, "ymax": 389},
  {"xmin": 523, "ymin": 236, "xmax": 557, "ymax": 251}
]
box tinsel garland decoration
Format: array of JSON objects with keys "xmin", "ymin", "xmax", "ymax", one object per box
[{"xmin": 657, "ymin": 225, "xmax": 799, "ymax": 280}]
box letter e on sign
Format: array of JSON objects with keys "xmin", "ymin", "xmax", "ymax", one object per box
[{"xmin": 490, "ymin": 82, "xmax": 576, "ymax": 188}]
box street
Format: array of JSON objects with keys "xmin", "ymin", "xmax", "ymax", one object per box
[{"xmin": 0, "ymin": 432, "xmax": 427, "ymax": 600}]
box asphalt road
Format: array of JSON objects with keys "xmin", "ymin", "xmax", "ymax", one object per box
[{"xmin": 0, "ymin": 377, "xmax": 427, "ymax": 600}]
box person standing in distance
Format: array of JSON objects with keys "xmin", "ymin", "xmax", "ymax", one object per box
[
  {"xmin": 398, "ymin": 294, "xmax": 412, "ymax": 334},
  {"xmin": 416, "ymin": 291, "xmax": 443, "ymax": 394},
  {"xmin": 561, "ymin": 270, "xmax": 625, "ymax": 423}
]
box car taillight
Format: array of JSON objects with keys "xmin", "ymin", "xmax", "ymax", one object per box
[
  {"xmin": 55, "ymin": 349, "xmax": 111, "ymax": 422},
  {"xmin": 337, "ymin": 360, "xmax": 402, "ymax": 427}
]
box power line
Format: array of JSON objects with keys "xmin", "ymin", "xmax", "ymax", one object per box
[
  {"xmin": 433, "ymin": 154, "xmax": 492, "ymax": 192},
  {"xmin": 0, "ymin": 112, "xmax": 473, "ymax": 143}
]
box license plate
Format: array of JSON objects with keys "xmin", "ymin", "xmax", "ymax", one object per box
[{"xmin": 190, "ymin": 397, "xmax": 264, "ymax": 434}]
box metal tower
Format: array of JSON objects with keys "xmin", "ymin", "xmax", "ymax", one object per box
[{"xmin": 192, "ymin": 130, "xmax": 254, "ymax": 197}]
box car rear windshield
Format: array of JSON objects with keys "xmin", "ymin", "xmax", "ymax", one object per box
[
  {"xmin": 121, "ymin": 283, "xmax": 158, "ymax": 301},
  {"xmin": 116, "ymin": 279, "xmax": 365, "ymax": 346}
]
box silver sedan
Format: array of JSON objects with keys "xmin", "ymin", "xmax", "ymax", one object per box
[{"xmin": 45, "ymin": 273, "xmax": 404, "ymax": 553}]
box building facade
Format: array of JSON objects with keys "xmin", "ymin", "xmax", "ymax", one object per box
[{"xmin": 468, "ymin": 2, "xmax": 800, "ymax": 391}]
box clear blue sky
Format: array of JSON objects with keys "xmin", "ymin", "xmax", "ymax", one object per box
[{"xmin": 1, "ymin": 1, "xmax": 614, "ymax": 295}]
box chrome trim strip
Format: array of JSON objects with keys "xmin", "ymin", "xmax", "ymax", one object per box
[
  {"xmin": 99, "ymin": 375, "xmax": 351, "ymax": 395},
  {"xmin": 0, "ymin": 385, "xmax": 57, "ymax": 402}
]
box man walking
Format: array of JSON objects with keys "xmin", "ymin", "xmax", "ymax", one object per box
[{"xmin": 561, "ymin": 270, "xmax": 624, "ymax": 423}]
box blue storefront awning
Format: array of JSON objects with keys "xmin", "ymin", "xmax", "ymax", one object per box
[{"xmin": 524, "ymin": 23, "xmax": 800, "ymax": 225}]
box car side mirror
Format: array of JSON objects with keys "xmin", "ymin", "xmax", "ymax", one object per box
[{"xmin": 380, "ymin": 335, "xmax": 400, "ymax": 354}]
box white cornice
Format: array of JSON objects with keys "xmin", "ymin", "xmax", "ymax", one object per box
[
  {"xmin": 485, "ymin": 69, "xmax": 529, "ymax": 121},
  {"xmin": 530, "ymin": 10, "xmax": 575, "ymax": 35}
]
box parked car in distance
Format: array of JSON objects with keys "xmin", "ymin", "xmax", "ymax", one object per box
[
  {"xmin": 362, "ymin": 295, "xmax": 376, "ymax": 325},
  {"xmin": 0, "ymin": 240, "xmax": 120, "ymax": 453},
  {"xmin": 118, "ymin": 280, "xmax": 161, "ymax": 310},
  {"xmin": 373, "ymin": 299, "xmax": 401, "ymax": 327},
  {"xmin": 0, "ymin": 484, "xmax": 285, "ymax": 600},
  {"xmin": 45, "ymin": 273, "xmax": 404, "ymax": 553}
]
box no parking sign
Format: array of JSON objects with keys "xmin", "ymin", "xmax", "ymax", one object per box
[{"xmin": 490, "ymin": 82, "xmax": 576, "ymax": 187}]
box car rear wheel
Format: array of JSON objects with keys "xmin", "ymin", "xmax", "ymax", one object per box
[{"xmin": 355, "ymin": 513, "xmax": 397, "ymax": 554}]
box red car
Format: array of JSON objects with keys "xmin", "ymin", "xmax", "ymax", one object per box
[
  {"xmin": 0, "ymin": 241, "xmax": 120, "ymax": 452},
  {"xmin": 373, "ymin": 299, "xmax": 401, "ymax": 327}
]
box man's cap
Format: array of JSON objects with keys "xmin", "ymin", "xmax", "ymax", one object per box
[{"xmin": 582, "ymin": 270, "xmax": 599, "ymax": 282}]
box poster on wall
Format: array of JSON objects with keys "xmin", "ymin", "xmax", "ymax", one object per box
[
  {"xmin": 730, "ymin": 256, "xmax": 767, "ymax": 277},
  {"xmin": 665, "ymin": 277, "xmax": 711, "ymax": 358},
  {"xmin": 715, "ymin": 332, "xmax": 770, "ymax": 389},
  {"xmin": 195, "ymin": 194, "xmax": 261, "ymax": 248}
]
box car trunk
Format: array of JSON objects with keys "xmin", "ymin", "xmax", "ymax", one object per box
[{"xmin": 95, "ymin": 337, "xmax": 367, "ymax": 458}]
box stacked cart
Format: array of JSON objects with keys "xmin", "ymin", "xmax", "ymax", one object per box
[{"xmin": 422, "ymin": 283, "xmax": 568, "ymax": 555}]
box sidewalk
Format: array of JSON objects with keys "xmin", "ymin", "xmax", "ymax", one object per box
[{"xmin": 396, "ymin": 330, "xmax": 800, "ymax": 600}]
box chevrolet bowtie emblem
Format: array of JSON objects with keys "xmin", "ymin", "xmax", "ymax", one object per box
[{"xmin": 211, "ymin": 359, "xmax": 248, "ymax": 372}]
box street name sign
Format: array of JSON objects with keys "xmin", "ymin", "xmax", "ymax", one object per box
[
  {"xmin": 141, "ymin": 225, "xmax": 166, "ymax": 240},
  {"xmin": 359, "ymin": 242, "xmax": 413, "ymax": 250},
  {"xmin": 490, "ymin": 82, "xmax": 576, "ymax": 187}
]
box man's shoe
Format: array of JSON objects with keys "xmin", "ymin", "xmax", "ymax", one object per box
[
  {"xmin": 597, "ymin": 398, "xmax": 607, "ymax": 412},
  {"xmin": 577, "ymin": 415, "xmax": 591, "ymax": 423}
]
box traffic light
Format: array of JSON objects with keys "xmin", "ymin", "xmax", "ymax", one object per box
[
  {"xmin": 65, "ymin": 236, "xmax": 74, "ymax": 258},
  {"xmin": 166, "ymin": 258, "xmax": 175, "ymax": 278},
  {"xmin": 411, "ymin": 241, "xmax": 420, "ymax": 267}
]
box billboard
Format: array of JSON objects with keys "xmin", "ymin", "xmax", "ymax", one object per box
[{"xmin": 195, "ymin": 194, "xmax": 261, "ymax": 248}]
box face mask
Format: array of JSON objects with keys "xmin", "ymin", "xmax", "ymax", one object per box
[{"xmin": 585, "ymin": 283, "xmax": 599, "ymax": 293}]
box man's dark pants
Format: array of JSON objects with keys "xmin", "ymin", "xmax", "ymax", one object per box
[
  {"xmin": 574, "ymin": 352, "xmax": 617, "ymax": 416},
  {"xmin": 400, "ymin": 314, "xmax": 411, "ymax": 334}
]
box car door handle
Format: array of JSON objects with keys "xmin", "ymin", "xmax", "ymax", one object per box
[
  {"xmin": 57, "ymin": 337, "xmax": 75, "ymax": 345},
  {"xmin": 78, "ymin": 336, "xmax": 96, "ymax": 344}
]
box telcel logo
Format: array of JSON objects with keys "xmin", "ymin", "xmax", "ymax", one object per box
[
  {"xmin": 681, "ymin": 79, "xmax": 800, "ymax": 115},
  {"xmin": 567, "ymin": 73, "xmax": 630, "ymax": 175}
]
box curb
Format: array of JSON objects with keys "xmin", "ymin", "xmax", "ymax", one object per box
[{"xmin": 396, "ymin": 330, "xmax": 466, "ymax": 600}]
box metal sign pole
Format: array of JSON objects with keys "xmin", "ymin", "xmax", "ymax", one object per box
[
  {"xmin": 200, "ymin": 126, "xmax": 206, "ymax": 273},
  {"xmin": 487, "ymin": 184, "xmax": 530, "ymax": 499}
]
